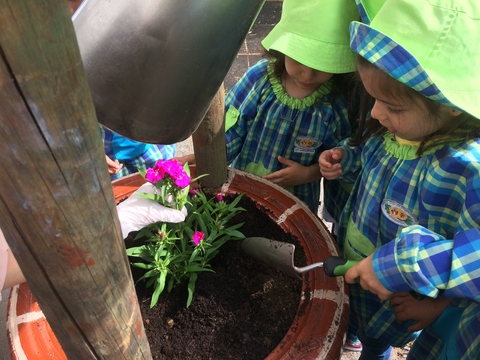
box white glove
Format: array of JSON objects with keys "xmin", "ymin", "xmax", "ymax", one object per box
[{"xmin": 116, "ymin": 182, "xmax": 187, "ymax": 238}]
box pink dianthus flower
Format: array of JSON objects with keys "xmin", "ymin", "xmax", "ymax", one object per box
[{"xmin": 192, "ymin": 231, "xmax": 205, "ymax": 246}]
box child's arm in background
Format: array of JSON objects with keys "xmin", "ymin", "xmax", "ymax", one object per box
[
  {"xmin": 105, "ymin": 155, "xmax": 123, "ymax": 175},
  {"xmin": 263, "ymin": 156, "xmax": 321, "ymax": 188},
  {"xmin": 390, "ymin": 292, "xmax": 452, "ymax": 332},
  {"xmin": 175, "ymin": 154, "xmax": 195, "ymax": 166}
]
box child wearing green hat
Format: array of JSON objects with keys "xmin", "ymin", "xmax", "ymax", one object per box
[
  {"xmin": 177, "ymin": 0, "xmax": 361, "ymax": 218},
  {"xmin": 224, "ymin": 2, "xmax": 364, "ymax": 348},
  {"xmin": 224, "ymin": 0, "xmax": 360, "ymax": 218},
  {"xmin": 319, "ymin": 0, "xmax": 480, "ymax": 359}
]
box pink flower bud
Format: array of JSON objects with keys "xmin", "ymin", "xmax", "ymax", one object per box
[{"xmin": 192, "ymin": 231, "xmax": 205, "ymax": 246}]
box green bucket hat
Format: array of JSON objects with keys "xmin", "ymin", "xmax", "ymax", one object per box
[
  {"xmin": 261, "ymin": 0, "xmax": 359, "ymax": 74},
  {"xmin": 350, "ymin": 0, "xmax": 480, "ymax": 119}
]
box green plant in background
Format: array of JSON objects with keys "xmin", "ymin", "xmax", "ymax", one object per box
[{"xmin": 126, "ymin": 159, "xmax": 246, "ymax": 307}]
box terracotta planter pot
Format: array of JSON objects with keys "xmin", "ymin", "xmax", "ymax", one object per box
[{"xmin": 7, "ymin": 168, "xmax": 348, "ymax": 360}]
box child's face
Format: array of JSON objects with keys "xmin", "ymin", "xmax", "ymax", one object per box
[
  {"xmin": 360, "ymin": 68, "xmax": 451, "ymax": 141},
  {"xmin": 284, "ymin": 56, "xmax": 333, "ymax": 91}
]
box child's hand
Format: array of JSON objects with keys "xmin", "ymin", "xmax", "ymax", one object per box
[
  {"xmin": 318, "ymin": 148, "xmax": 344, "ymax": 180},
  {"xmin": 263, "ymin": 156, "xmax": 317, "ymax": 187},
  {"xmin": 105, "ymin": 156, "xmax": 123, "ymax": 175},
  {"xmin": 390, "ymin": 292, "xmax": 452, "ymax": 332},
  {"xmin": 345, "ymin": 254, "xmax": 393, "ymax": 300},
  {"xmin": 175, "ymin": 154, "xmax": 195, "ymax": 166}
]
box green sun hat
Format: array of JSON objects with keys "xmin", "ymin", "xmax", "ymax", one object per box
[
  {"xmin": 350, "ymin": 0, "xmax": 480, "ymax": 119},
  {"xmin": 261, "ymin": 0, "xmax": 360, "ymax": 74}
]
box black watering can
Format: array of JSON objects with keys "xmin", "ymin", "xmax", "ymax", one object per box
[{"xmin": 73, "ymin": 0, "xmax": 266, "ymax": 144}]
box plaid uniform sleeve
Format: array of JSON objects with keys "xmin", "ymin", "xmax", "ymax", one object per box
[
  {"xmin": 373, "ymin": 147, "xmax": 480, "ymax": 299},
  {"xmin": 225, "ymin": 59, "xmax": 270, "ymax": 164},
  {"xmin": 375, "ymin": 227, "xmax": 480, "ymax": 299},
  {"xmin": 336, "ymin": 138, "xmax": 366, "ymax": 184}
]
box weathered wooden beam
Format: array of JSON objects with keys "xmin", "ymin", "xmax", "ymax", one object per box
[
  {"xmin": 0, "ymin": 0, "xmax": 151, "ymax": 358},
  {"xmin": 192, "ymin": 83, "xmax": 227, "ymax": 188}
]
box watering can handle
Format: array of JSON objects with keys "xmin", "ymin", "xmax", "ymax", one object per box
[{"xmin": 323, "ymin": 256, "xmax": 426, "ymax": 300}]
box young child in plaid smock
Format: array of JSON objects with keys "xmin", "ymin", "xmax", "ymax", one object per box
[
  {"xmin": 101, "ymin": 126, "xmax": 176, "ymax": 180},
  {"xmin": 224, "ymin": 0, "xmax": 360, "ymax": 216},
  {"xmin": 319, "ymin": 0, "xmax": 480, "ymax": 359}
]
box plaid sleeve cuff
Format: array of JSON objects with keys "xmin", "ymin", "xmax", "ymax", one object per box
[
  {"xmin": 374, "ymin": 226, "xmax": 451, "ymax": 296},
  {"xmin": 373, "ymin": 239, "xmax": 410, "ymax": 292}
]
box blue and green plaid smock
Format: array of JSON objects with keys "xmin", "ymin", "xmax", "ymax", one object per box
[
  {"xmin": 337, "ymin": 131, "xmax": 480, "ymax": 359},
  {"xmin": 101, "ymin": 126, "xmax": 176, "ymax": 180},
  {"xmin": 225, "ymin": 59, "xmax": 353, "ymax": 215}
]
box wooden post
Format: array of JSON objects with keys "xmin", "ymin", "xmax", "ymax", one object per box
[
  {"xmin": 192, "ymin": 83, "xmax": 228, "ymax": 187},
  {"xmin": 0, "ymin": 0, "xmax": 151, "ymax": 358}
]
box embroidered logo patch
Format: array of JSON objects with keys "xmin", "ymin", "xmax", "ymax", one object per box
[
  {"xmin": 294, "ymin": 136, "xmax": 321, "ymax": 154},
  {"xmin": 381, "ymin": 200, "xmax": 418, "ymax": 227}
]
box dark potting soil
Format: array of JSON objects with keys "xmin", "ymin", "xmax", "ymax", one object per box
[{"xmin": 126, "ymin": 195, "xmax": 308, "ymax": 360}]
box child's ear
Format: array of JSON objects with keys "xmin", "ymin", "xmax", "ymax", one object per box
[{"xmin": 448, "ymin": 108, "xmax": 463, "ymax": 117}]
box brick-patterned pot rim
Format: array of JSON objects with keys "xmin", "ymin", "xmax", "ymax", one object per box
[{"xmin": 7, "ymin": 167, "xmax": 348, "ymax": 360}]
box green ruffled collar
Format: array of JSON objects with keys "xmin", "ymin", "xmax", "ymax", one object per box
[
  {"xmin": 268, "ymin": 62, "xmax": 332, "ymax": 109},
  {"xmin": 382, "ymin": 132, "xmax": 444, "ymax": 159}
]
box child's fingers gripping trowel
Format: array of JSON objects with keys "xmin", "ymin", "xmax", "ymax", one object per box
[{"xmin": 241, "ymin": 237, "xmax": 357, "ymax": 279}]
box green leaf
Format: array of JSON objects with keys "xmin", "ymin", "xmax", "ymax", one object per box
[
  {"xmin": 207, "ymin": 230, "xmax": 218, "ymax": 241},
  {"xmin": 223, "ymin": 229, "xmax": 246, "ymax": 239},
  {"xmin": 145, "ymin": 276, "xmax": 156, "ymax": 288},
  {"xmin": 190, "ymin": 173, "xmax": 209, "ymax": 183},
  {"xmin": 139, "ymin": 268, "xmax": 158, "ymax": 279},
  {"xmin": 136, "ymin": 192, "xmax": 163, "ymax": 203},
  {"xmin": 167, "ymin": 276, "xmax": 175, "ymax": 293},
  {"xmin": 125, "ymin": 246, "xmax": 151, "ymax": 258},
  {"xmin": 227, "ymin": 194, "xmax": 244, "ymax": 208},
  {"xmin": 186, "ymin": 273, "xmax": 198, "ymax": 308},
  {"xmin": 135, "ymin": 226, "xmax": 157, "ymax": 241},
  {"xmin": 130, "ymin": 262, "xmax": 154, "ymax": 270},
  {"xmin": 185, "ymin": 265, "xmax": 214, "ymax": 273},
  {"xmin": 150, "ymin": 272, "xmax": 167, "ymax": 308},
  {"xmin": 195, "ymin": 215, "xmax": 207, "ymax": 233}
]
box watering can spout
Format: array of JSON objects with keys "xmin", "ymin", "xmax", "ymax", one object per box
[{"xmin": 73, "ymin": 0, "xmax": 266, "ymax": 144}]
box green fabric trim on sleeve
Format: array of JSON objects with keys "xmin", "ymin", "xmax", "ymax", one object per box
[
  {"xmin": 225, "ymin": 104, "xmax": 240, "ymax": 132},
  {"xmin": 267, "ymin": 62, "xmax": 333, "ymax": 109}
]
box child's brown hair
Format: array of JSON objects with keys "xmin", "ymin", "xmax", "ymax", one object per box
[
  {"xmin": 265, "ymin": 49, "xmax": 361, "ymax": 130},
  {"xmin": 349, "ymin": 56, "xmax": 480, "ymax": 155}
]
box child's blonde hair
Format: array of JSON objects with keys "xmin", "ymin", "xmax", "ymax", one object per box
[{"xmin": 350, "ymin": 56, "xmax": 480, "ymax": 155}]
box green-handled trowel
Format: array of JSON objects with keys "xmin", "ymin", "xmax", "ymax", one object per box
[
  {"xmin": 242, "ymin": 237, "xmax": 427, "ymax": 300},
  {"xmin": 241, "ymin": 237, "xmax": 357, "ymax": 279}
]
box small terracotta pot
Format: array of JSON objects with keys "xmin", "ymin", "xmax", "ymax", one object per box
[{"xmin": 7, "ymin": 168, "xmax": 348, "ymax": 360}]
